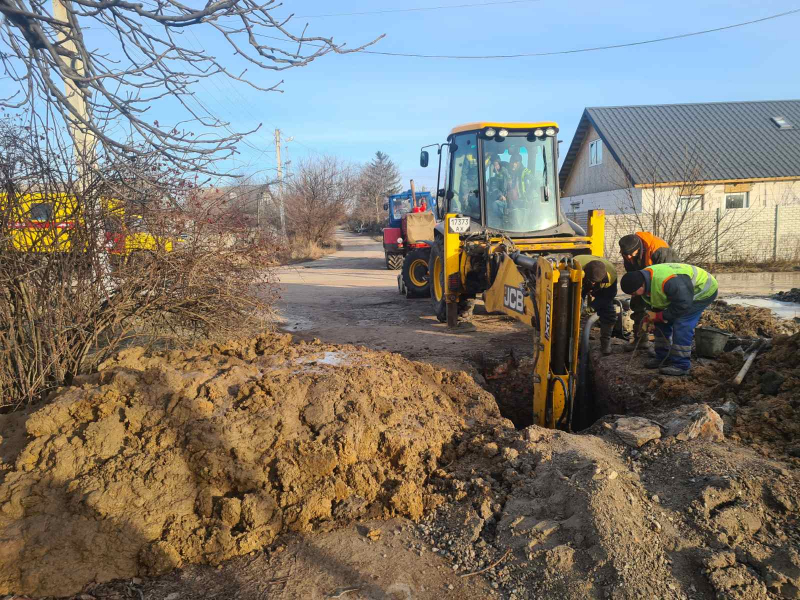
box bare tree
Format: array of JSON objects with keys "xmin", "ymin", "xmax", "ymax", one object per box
[
  {"xmin": 284, "ymin": 156, "xmax": 355, "ymax": 245},
  {"xmin": 611, "ymin": 145, "xmax": 752, "ymax": 263},
  {"xmin": 0, "ymin": 0, "xmax": 382, "ymax": 172}
]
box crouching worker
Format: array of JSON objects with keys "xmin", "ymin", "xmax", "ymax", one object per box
[
  {"xmin": 619, "ymin": 264, "xmax": 718, "ymax": 376},
  {"xmin": 574, "ymin": 254, "xmax": 618, "ymax": 356}
]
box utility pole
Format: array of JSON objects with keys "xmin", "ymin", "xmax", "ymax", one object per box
[
  {"xmin": 275, "ymin": 128, "xmax": 285, "ymax": 235},
  {"xmin": 53, "ymin": 0, "xmax": 95, "ymax": 183}
]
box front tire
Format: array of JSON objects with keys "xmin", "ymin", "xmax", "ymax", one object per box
[{"xmin": 402, "ymin": 248, "xmax": 430, "ymax": 297}]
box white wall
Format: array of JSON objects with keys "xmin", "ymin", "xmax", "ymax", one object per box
[
  {"xmin": 562, "ymin": 188, "xmax": 641, "ymax": 216},
  {"xmin": 600, "ymin": 205, "xmax": 800, "ymax": 263}
]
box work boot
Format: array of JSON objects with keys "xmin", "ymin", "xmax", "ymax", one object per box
[
  {"xmin": 660, "ymin": 365, "xmax": 689, "ymax": 377},
  {"xmin": 599, "ymin": 321, "xmax": 614, "ymax": 356},
  {"xmin": 645, "ymin": 357, "xmax": 663, "ymax": 369}
]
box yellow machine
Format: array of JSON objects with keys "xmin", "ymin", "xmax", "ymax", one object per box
[
  {"xmin": 420, "ymin": 122, "xmax": 606, "ymax": 430},
  {"xmin": 2, "ymin": 193, "xmax": 171, "ymax": 256}
]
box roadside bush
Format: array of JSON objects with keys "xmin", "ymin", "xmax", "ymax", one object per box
[{"xmin": 0, "ymin": 121, "xmax": 276, "ymax": 410}]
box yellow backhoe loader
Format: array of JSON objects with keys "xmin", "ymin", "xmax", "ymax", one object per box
[{"xmin": 420, "ymin": 122, "xmax": 606, "ymax": 430}]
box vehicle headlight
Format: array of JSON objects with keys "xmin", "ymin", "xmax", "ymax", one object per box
[
  {"xmin": 546, "ymin": 127, "xmax": 556, "ymax": 136},
  {"xmin": 484, "ymin": 128, "xmax": 496, "ymax": 137},
  {"xmin": 498, "ymin": 129, "xmax": 508, "ymax": 137},
  {"xmin": 534, "ymin": 128, "xmax": 544, "ymax": 137},
  {"xmin": 397, "ymin": 237, "xmax": 403, "ymax": 244}
]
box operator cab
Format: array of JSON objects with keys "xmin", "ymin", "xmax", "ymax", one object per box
[{"xmin": 420, "ymin": 123, "xmax": 573, "ymax": 237}]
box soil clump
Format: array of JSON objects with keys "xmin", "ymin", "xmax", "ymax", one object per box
[
  {"xmin": 774, "ymin": 288, "xmax": 800, "ymax": 303},
  {"xmin": 0, "ymin": 334, "xmax": 501, "ymax": 597}
]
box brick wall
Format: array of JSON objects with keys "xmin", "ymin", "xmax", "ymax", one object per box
[{"xmin": 597, "ymin": 205, "xmax": 800, "ymax": 263}]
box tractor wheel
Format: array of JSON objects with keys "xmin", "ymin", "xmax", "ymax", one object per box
[
  {"xmin": 402, "ymin": 248, "xmax": 430, "ymax": 297},
  {"xmin": 429, "ymin": 241, "xmax": 447, "ymax": 322},
  {"xmin": 386, "ymin": 253, "xmax": 403, "ymax": 270}
]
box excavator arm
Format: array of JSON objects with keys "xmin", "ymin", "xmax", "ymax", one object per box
[{"xmin": 484, "ymin": 252, "xmax": 586, "ymax": 429}]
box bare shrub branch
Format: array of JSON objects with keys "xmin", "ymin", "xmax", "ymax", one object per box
[{"xmin": 0, "ymin": 0, "xmax": 383, "ymax": 172}]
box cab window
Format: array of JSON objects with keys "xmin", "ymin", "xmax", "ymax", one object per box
[
  {"xmin": 447, "ymin": 134, "xmax": 481, "ymax": 222},
  {"xmin": 28, "ymin": 202, "xmax": 53, "ymax": 221}
]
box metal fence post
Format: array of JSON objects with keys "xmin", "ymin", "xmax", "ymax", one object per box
[
  {"xmin": 715, "ymin": 208, "xmax": 720, "ymax": 263},
  {"xmin": 773, "ymin": 205, "xmax": 780, "ymax": 261}
]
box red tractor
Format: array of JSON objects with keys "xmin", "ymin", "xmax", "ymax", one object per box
[{"xmin": 382, "ymin": 184, "xmax": 437, "ymax": 297}]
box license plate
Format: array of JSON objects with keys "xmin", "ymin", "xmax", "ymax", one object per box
[{"xmin": 448, "ymin": 217, "xmax": 470, "ymax": 234}]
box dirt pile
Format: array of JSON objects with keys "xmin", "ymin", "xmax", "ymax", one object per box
[
  {"xmin": 0, "ymin": 334, "xmax": 503, "ymax": 597},
  {"xmin": 699, "ymin": 300, "xmax": 800, "ymax": 338},
  {"xmin": 729, "ymin": 333, "xmax": 800, "ymax": 461},
  {"xmin": 774, "ymin": 288, "xmax": 800, "ymax": 303},
  {"xmin": 414, "ymin": 422, "xmax": 800, "ymax": 599},
  {"xmin": 590, "ymin": 332, "xmax": 800, "ymax": 465}
]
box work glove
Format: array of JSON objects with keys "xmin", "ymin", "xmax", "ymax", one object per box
[{"xmin": 644, "ymin": 311, "xmax": 665, "ymax": 325}]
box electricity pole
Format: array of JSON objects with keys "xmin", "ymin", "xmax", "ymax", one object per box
[
  {"xmin": 275, "ymin": 128, "xmax": 285, "ymax": 235},
  {"xmin": 53, "ymin": 0, "xmax": 94, "ymax": 182}
]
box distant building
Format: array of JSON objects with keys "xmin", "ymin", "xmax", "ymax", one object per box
[{"xmin": 559, "ymin": 100, "xmax": 800, "ymax": 217}]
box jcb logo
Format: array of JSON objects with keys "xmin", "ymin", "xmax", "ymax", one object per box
[
  {"xmin": 544, "ymin": 301, "xmax": 552, "ymax": 340},
  {"xmin": 503, "ymin": 285, "xmax": 525, "ymax": 314}
]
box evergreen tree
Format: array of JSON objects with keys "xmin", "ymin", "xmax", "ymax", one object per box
[{"xmin": 357, "ymin": 151, "xmax": 402, "ymax": 224}]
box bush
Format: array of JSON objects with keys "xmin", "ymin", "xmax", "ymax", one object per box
[{"xmin": 0, "ymin": 120, "xmax": 277, "ymax": 410}]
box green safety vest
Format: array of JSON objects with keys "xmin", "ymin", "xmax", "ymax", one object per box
[
  {"xmin": 645, "ymin": 263, "xmax": 718, "ymax": 309},
  {"xmin": 574, "ymin": 254, "xmax": 617, "ymax": 288}
]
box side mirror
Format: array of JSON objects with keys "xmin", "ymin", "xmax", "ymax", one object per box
[
  {"xmin": 420, "ymin": 150, "xmax": 429, "ymax": 168},
  {"xmin": 436, "ymin": 188, "xmax": 445, "ymax": 198},
  {"xmin": 383, "ymin": 202, "xmax": 389, "ymax": 211}
]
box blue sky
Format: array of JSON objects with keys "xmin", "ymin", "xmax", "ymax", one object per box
[{"xmin": 166, "ymin": 0, "xmax": 800, "ymax": 189}]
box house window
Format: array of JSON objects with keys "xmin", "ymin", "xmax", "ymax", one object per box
[
  {"xmin": 725, "ymin": 192, "xmax": 749, "ymax": 209},
  {"xmin": 678, "ymin": 195, "xmax": 703, "ymax": 212},
  {"xmin": 589, "ymin": 139, "xmax": 602, "ymax": 166}
]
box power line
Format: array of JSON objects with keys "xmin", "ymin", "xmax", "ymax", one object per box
[
  {"xmin": 296, "ymin": 0, "xmax": 542, "ymax": 18},
  {"xmin": 361, "ymin": 7, "xmax": 800, "ymax": 58},
  {"xmin": 257, "ymin": 7, "xmax": 800, "ymax": 59}
]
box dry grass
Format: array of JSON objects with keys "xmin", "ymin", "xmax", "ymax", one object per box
[
  {"xmin": 703, "ymin": 259, "xmax": 800, "ymax": 274},
  {"xmin": 277, "ymin": 237, "xmax": 342, "ymax": 264}
]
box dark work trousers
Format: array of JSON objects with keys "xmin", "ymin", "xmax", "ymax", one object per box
[
  {"xmin": 653, "ymin": 290, "xmax": 718, "ymax": 370},
  {"xmin": 586, "ymin": 281, "xmax": 618, "ymax": 325}
]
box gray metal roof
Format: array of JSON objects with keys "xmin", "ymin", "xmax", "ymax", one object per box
[{"xmin": 560, "ymin": 100, "xmax": 800, "ymax": 188}]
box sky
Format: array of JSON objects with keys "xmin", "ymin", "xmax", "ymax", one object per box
[{"xmin": 147, "ymin": 0, "xmax": 800, "ymax": 190}]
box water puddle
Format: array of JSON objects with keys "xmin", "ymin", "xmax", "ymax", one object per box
[
  {"xmin": 715, "ymin": 271, "xmax": 800, "ymax": 296},
  {"xmin": 725, "ymin": 296, "xmax": 800, "ymax": 320}
]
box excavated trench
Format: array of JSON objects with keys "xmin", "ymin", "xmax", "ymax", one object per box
[{"xmin": 474, "ymin": 347, "xmax": 625, "ymax": 432}]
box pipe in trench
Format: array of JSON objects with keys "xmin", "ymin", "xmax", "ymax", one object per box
[{"xmin": 575, "ymin": 313, "xmax": 600, "ymax": 428}]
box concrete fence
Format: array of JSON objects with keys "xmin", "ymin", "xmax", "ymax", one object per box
[{"xmin": 570, "ymin": 206, "xmax": 800, "ymax": 263}]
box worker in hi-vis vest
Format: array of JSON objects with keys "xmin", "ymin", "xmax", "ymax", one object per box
[
  {"xmin": 618, "ymin": 232, "xmax": 681, "ymax": 355},
  {"xmin": 620, "ymin": 263, "xmax": 718, "ymax": 376}
]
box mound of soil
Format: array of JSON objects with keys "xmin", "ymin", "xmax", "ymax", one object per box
[
  {"xmin": 591, "ymin": 333, "xmax": 800, "ymax": 465},
  {"xmin": 774, "ymin": 288, "xmax": 800, "ymax": 303},
  {"xmin": 699, "ymin": 301, "xmax": 800, "ymax": 338},
  {"xmin": 415, "ymin": 423, "xmax": 800, "ymax": 599},
  {"xmin": 0, "ymin": 334, "xmax": 503, "ymax": 597}
]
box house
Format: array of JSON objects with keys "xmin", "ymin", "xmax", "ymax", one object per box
[{"xmin": 559, "ymin": 100, "xmax": 800, "ymax": 216}]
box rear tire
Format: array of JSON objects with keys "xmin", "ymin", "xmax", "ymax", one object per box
[
  {"xmin": 386, "ymin": 253, "xmax": 403, "ymax": 270},
  {"xmin": 402, "ymin": 248, "xmax": 430, "ymax": 297},
  {"xmin": 429, "ymin": 241, "xmax": 447, "ymax": 322}
]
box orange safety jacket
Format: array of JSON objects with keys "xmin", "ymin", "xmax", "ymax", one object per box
[{"xmin": 636, "ymin": 231, "xmax": 670, "ymax": 267}]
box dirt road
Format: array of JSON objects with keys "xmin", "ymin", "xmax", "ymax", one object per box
[
  {"xmin": 275, "ymin": 231, "xmax": 800, "ymax": 371},
  {"xmin": 275, "ymin": 230, "xmax": 531, "ymax": 372}
]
